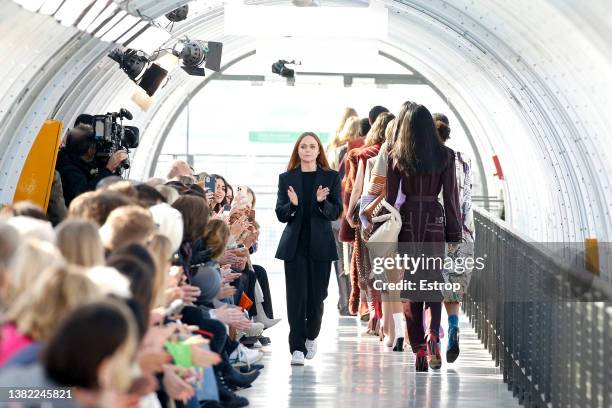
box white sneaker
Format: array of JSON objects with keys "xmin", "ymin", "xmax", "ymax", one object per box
[
  {"xmin": 229, "ymin": 344, "xmax": 263, "ymax": 366},
  {"xmin": 305, "ymin": 339, "xmax": 317, "ymax": 360},
  {"xmin": 291, "ymin": 351, "xmax": 305, "ymax": 366}
]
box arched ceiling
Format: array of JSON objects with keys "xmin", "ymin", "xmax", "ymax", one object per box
[{"xmin": 1, "ymin": 0, "xmax": 611, "ymax": 243}]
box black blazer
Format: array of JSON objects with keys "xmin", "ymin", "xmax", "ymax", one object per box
[{"xmin": 275, "ymin": 166, "xmax": 342, "ymax": 262}]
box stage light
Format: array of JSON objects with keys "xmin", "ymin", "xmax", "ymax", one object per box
[
  {"xmin": 172, "ymin": 39, "xmax": 223, "ymax": 76},
  {"xmin": 165, "ymin": 5, "xmax": 189, "ymax": 22},
  {"xmin": 272, "ymin": 60, "xmax": 295, "ymax": 78},
  {"xmin": 108, "ymin": 48, "xmax": 168, "ymax": 96}
]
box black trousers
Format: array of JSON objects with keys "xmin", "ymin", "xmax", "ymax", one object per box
[
  {"xmin": 284, "ymin": 252, "xmax": 331, "ymax": 354},
  {"xmin": 233, "ymin": 267, "xmax": 257, "ymax": 307},
  {"xmin": 253, "ymin": 264, "xmax": 274, "ymax": 318}
]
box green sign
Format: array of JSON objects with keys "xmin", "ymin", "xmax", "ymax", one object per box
[{"xmin": 249, "ymin": 131, "xmax": 330, "ymax": 144}]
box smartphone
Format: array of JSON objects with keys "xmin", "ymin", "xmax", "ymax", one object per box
[
  {"xmin": 235, "ymin": 185, "xmax": 249, "ymax": 201},
  {"xmin": 165, "ymin": 299, "xmax": 185, "ymax": 317},
  {"xmin": 204, "ymin": 175, "xmax": 217, "ymax": 192}
]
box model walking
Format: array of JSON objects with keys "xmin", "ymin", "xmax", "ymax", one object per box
[{"xmin": 275, "ymin": 132, "xmax": 342, "ymax": 366}]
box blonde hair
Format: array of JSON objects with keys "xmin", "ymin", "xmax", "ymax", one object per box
[
  {"xmin": 385, "ymin": 118, "xmax": 397, "ymax": 145},
  {"xmin": 68, "ymin": 191, "xmax": 132, "ymax": 226},
  {"xmin": 364, "ymin": 112, "xmax": 394, "ymax": 147},
  {"xmin": 104, "ymin": 181, "xmax": 138, "ymax": 200},
  {"xmin": 6, "ymin": 264, "xmax": 101, "ymax": 340},
  {"xmin": 5, "ymin": 238, "xmax": 63, "ymax": 306},
  {"xmin": 100, "ymin": 205, "xmax": 155, "ymax": 250},
  {"xmin": 329, "ymin": 116, "xmax": 360, "ymax": 149},
  {"xmin": 146, "ymin": 234, "xmax": 173, "ymax": 308},
  {"xmin": 56, "ymin": 218, "xmax": 105, "ymax": 267},
  {"xmin": 330, "ymin": 107, "xmax": 358, "ymax": 148}
]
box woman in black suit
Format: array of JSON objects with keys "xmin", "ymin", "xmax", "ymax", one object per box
[{"xmin": 275, "ymin": 132, "xmax": 342, "ymax": 366}]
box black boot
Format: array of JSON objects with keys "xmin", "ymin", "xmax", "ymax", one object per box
[
  {"xmin": 239, "ymin": 363, "xmax": 263, "ymax": 373},
  {"xmin": 215, "ymin": 369, "xmax": 249, "ymax": 407},
  {"xmin": 218, "ymin": 362, "xmax": 260, "ymax": 388}
]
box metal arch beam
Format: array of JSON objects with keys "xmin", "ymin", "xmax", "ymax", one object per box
[
  {"xmin": 378, "ymin": 50, "xmax": 490, "ymax": 206},
  {"xmin": 147, "ymin": 50, "xmax": 257, "ymax": 177},
  {"xmin": 145, "ymin": 49, "xmax": 490, "ymax": 208}
]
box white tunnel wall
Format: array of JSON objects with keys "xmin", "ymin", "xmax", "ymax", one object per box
[{"xmin": 0, "ymin": 0, "xmax": 611, "ymax": 243}]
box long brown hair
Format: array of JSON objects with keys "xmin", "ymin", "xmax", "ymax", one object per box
[
  {"xmin": 203, "ymin": 219, "xmax": 230, "ymax": 260},
  {"xmin": 171, "ymin": 195, "xmax": 210, "ymax": 243},
  {"xmin": 364, "ymin": 112, "xmax": 395, "ymax": 147},
  {"xmin": 392, "ymin": 104, "xmax": 448, "ymax": 175},
  {"xmin": 287, "ymin": 132, "xmax": 331, "ymax": 171}
]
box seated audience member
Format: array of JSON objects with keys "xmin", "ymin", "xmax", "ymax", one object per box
[
  {"xmin": 0, "ymin": 222, "xmax": 19, "ymax": 310},
  {"xmin": 167, "ymin": 160, "xmax": 194, "ymax": 181},
  {"xmin": 148, "ymin": 203, "xmax": 184, "ymax": 254},
  {"xmin": 68, "ymin": 190, "xmax": 133, "ymax": 226},
  {"xmin": 3, "ymin": 238, "xmax": 63, "ymax": 307},
  {"xmin": 103, "ymin": 180, "xmax": 139, "ymax": 201},
  {"xmin": 210, "ymin": 174, "xmax": 229, "ymax": 214},
  {"xmin": 107, "ymin": 247, "xmax": 155, "ymax": 329},
  {"xmin": 0, "ymin": 264, "xmax": 101, "ymax": 366},
  {"xmin": 191, "ymin": 219, "xmax": 233, "ymax": 308},
  {"xmin": 5, "ymin": 215, "xmax": 55, "ymax": 244},
  {"xmin": 1, "ymin": 201, "xmax": 48, "ymax": 221},
  {"xmin": 171, "ymin": 195, "xmax": 210, "ymax": 275},
  {"xmin": 225, "ymin": 184, "xmax": 234, "ymax": 206},
  {"xmin": 134, "ymin": 183, "xmax": 167, "ymax": 207},
  {"xmin": 56, "ymin": 218, "xmax": 105, "ymax": 267},
  {"xmin": 99, "ymin": 205, "xmax": 156, "ymax": 252},
  {"xmin": 146, "ymin": 234, "xmax": 174, "ymax": 309},
  {"xmin": 165, "ymin": 180, "xmax": 192, "ymax": 195},
  {"xmin": 0, "ymin": 300, "xmax": 140, "ymax": 405}
]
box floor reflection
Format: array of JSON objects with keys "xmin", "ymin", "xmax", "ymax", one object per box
[{"xmin": 238, "ymin": 271, "xmax": 518, "ymax": 408}]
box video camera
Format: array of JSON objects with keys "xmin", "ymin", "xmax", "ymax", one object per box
[{"xmin": 90, "ymin": 108, "xmax": 139, "ymax": 172}]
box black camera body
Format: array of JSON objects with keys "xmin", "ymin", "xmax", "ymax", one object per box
[
  {"xmin": 271, "ymin": 60, "xmax": 295, "ymax": 78},
  {"xmin": 91, "ymin": 108, "xmax": 139, "ymax": 172}
]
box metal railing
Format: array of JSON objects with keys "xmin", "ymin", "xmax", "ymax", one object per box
[{"xmin": 465, "ymin": 208, "xmax": 612, "ymax": 408}]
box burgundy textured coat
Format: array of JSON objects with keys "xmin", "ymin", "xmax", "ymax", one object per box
[
  {"xmin": 386, "ymin": 147, "xmax": 461, "ymax": 244},
  {"xmin": 385, "ymin": 147, "xmax": 461, "ymax": 302}
]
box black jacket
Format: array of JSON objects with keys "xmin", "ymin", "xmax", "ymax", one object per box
[
  {"xmin": 55, "ymin": 149, "xmax": 113, "ymax": 207},
  {"xmin": 275, "ymin": 166, "xmax": 341, "ymax": 262}
]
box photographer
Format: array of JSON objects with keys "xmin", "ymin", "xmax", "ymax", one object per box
[{"xmin": 55, "ymin": 124, "xmax": 128, "ymax": 206}]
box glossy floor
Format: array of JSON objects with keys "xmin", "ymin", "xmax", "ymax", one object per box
[{"xmin": 238, "ymin": 270, "xmax": 519, "ymax": 408}]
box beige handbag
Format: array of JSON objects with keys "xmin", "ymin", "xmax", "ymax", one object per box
[{"xmin": 365, "ymin": 198, "xmax": 402, "ymax": 252}]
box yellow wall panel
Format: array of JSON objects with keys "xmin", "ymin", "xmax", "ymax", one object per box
[{"xmin": 13, "ymin": 120, "xmax": 63, "ymax": 211}]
